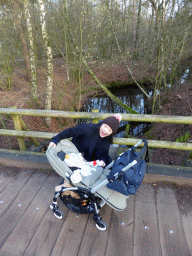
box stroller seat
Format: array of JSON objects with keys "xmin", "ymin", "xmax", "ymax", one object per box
[{"xmin": 46, "ymin": 139, "xmax": 129, "ymax": 211}]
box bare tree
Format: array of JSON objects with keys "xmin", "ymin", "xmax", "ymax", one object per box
[
  {"xmin": 132, "ymin": 0, "xmax": 137, "ymax": 48},
  {"xmin": 12, "ymin": 0, "xmax": 31, "ymax": 81},
  {"xmin": 134, "ymin": 0, "xmax": 142, "ymax": 49},
  {"xmin": 37, "ymin": 0, "xmax": 53, "ymax": 126},
  {"xmin": 23, "ymin": 0, "xmax": 38, "ymax": 100}
]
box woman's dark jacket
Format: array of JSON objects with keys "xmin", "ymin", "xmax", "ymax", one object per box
[{"xmin": 51, "ymin": 122, "xmax": 113, "ymax": 165}]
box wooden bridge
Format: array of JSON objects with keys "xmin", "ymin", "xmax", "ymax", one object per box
[
  {"xmin": 1, "ymin": 108, "xmax": 192, "ymax": 255},
  {"xmin": 0, "ymin": 164, "xmax": 192, "ymax": 256}
]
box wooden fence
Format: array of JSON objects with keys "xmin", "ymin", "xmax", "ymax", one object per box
[{"xmin": 0, "ymin": 107, "xmax": 192, "ymax": 152}]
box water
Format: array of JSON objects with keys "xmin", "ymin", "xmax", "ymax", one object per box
[
  {"xmin": 81, "ymin": 85, "xmax": 151, "ymax": 138},
  {"xmin": 181, "ymin": 69, "xmax": 190, "ymax": 84},
  {"xmin": 179, "ymin": 59, "xmax": 192, "ymax": 83}
]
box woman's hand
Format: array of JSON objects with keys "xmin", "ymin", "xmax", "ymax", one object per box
[
  {"xmin": 98, "ymin": 160, "xmax": 106, "ymax": 167},
  {"xmin": 90, "ymin": 160, "xmax": 106, "ymax": 167},
  {"xmin": 48, "ymin": 142, "xmax": 56, "ymax": 149}
]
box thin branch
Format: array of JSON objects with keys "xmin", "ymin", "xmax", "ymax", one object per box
[{"xmin": 108, "ymin": 10, "xmax": 150, "ymax": 99}]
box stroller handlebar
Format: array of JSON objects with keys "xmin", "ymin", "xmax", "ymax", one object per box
[
  {"xmin": 117, "ymin": 140, "xmax": 148, "ymax": 173},
  {"xmin": 133, "ymin": 139, "xmax": 145, "ymax": 148}
]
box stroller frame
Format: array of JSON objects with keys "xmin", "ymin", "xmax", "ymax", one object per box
[
  {"xmin": 50, "ymin": 185, "xmax": 107, "ymax": 231},
  {"xmin": 47, "ymin": 139, "xmax": 147, "ymax": 231}
]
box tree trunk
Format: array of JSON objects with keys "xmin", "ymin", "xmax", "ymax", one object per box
[
  {"xmin": 15, "ymin": 23, "xmax": 31, "ymax": 81},
  {"xmin": 134, "ymin": 0, "xmax": 142, "ymax": 49},
  {"xmin": 12, "ymin": 0, "xmax": 30, "ymax": 81},
  {"xmin": 37, "ymin": 0, "xmax": 53, "ymax": 127},
  {"xmin": 132, "ymin": 0, "xmax": 137, "ymax": 49},
  {"xmin": 62, "ymin": 0, "xmax": 70, "ymax": 82},
  {"xmin": 23, "ymin": 0, "xmax": 38, "ymax": 100}
]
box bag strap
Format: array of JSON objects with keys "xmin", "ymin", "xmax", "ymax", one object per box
[
  {"xmin": 145, "ymin": 146, "xmax": 149, "ymax": 163},
  {"xmin": 135, "ymin": 139, "xmax": 148, "ymax": 163}
]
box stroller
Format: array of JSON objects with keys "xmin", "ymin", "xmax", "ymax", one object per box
[{"xmin": 46, "ymin": 139, "xmax": 148, "ymax": 231}]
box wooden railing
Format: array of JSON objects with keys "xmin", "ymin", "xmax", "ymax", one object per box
[{"xmin": 0, "ymin": 107, "xmax": 192, "ymax": 152}]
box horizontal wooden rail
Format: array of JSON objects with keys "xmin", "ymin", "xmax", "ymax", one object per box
[
  {"xmin": 1, "ymin": 108, "xmax": 192, "ymax": 153},
  {"xmin": 1, "ymin": 129, "xmax": 192, "ymax": 151},
  {"xmin": 1, "ymin": 108, "xmax": 192, "ymax": 124},
  {"xmin": 0, "ymin": 129, "xmax": 56, "ymax": 139}
]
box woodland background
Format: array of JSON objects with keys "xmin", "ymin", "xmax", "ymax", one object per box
[{"xmin": 0, "ymin": 0, "xmax": 192, "ymax": 165}]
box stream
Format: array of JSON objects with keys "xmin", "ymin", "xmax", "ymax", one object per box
[
  {"xmin": 80, "ymin": 63, "xmax": 192, "ymax": 139},
  {"xmin": 81, "ymin": 85, "xmax": 151, "ymax": 138}
]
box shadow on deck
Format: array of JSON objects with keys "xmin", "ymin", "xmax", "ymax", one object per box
[{"xmin": 0, "ymin": 165, "xmax": 192, "ymax": 256}]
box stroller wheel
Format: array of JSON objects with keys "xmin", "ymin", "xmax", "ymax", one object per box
[
  {"xmin": 53, "ymin": 209, "xmax": 63, "ymax": 219},
  {"xmin": 50, "ymin": 202, "xmax": 63, "ymax": 219},
  {"xmin": 95, "ymin": 220, "xmax": 107, "ymax": 231},
  {"xmin": 50, "ymin": 202, "xmax": 57, "ymax": 210}
]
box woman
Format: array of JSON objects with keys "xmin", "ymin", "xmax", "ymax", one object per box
[{"xmin": 48, "ymin": 113, "xmax": 122, "ymax": 167}]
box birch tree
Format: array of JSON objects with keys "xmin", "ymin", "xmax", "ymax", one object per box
[
  {"xmin": 23, "ymin": 0, "xmax": 38, "ymax": 100},
  {"xmin": 37, "ymin": 0, "xmax": 53, "ymax": 126}
]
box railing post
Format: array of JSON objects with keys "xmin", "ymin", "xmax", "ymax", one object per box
[
  {"xmin": 19, "ymin": 117, "xmax": 40, "ymax": 146},
  {"xmin": 91, "ymin": 109, "xmax": 99, "ymax": 123},
  {"xmin": 11, "ymin": 106, "xmax": 26, "ymax": 151}
]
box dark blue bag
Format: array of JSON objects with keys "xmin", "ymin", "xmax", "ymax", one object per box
[{"xmin": 107, "ymin": 140, "xmax": 148, "ymax": 196}]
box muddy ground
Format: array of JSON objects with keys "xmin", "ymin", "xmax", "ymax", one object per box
[{"xmin": 145, "ymin": 81, "xmax": 192, "ymax": 166}]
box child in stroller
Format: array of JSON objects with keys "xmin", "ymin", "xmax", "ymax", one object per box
[{"xmin": 47, "ymin": 138, "xmax": 148, "ymax": 231}]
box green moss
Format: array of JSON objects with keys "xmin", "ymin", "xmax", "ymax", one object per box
[
  {"xmin": 173, "ymin": 182, "xmax": 180, "ymax": 188},
  {"xmin": 106, "ymin": 80, "xmax": 137, "ymax": 89},
  {"xmin": 124, "ymin": 124, "xmax": 130, "ymax": 138},
  {"xmin": 5, "ymin": 114, "xmax": 11, "ymax": 120},
  {"xmin": 184, "ymin": 132, "xmax": 190, "ymax": 141},
  {"xmin": 144, "ymin": 126, "xmax": 155, "ymax": 139},
  {"xmin": 176, "ymin": 132, "xmax": 190, "ymax": 142},
  {"xmin": 188, "ymin": 151, "xmax": 192, "ymax": 159},
  {"xmin": 181, "ymin": 160, "xmax": 186, "ymax": 167}
]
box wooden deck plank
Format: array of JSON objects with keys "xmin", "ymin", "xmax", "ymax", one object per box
[
  {"xmin": 0, "ymin": 166, "xmax": 13, "ymax": 191},
  {"xmin": 176, "ymin": 186, "xmax": 192, "ymax": 256},
  {"xmin": 0, "ymin": 170, "xmax": 49, "ymax": 248},
  {"xmin": 23, "ymin": 193, "xmax": 70, "ymax": 256},
  {"xmin": 0, "ymin": 169, "xmax": 34, "ymax": 216},
  {"xmin": 156, "ymin": 186, "xmax": 190, "ymax": 256},
  {"xmin": 105, "ymin": 196, "xmax": 135, "ymax": 256},
  {"xmin": 0, "ymin": 166, "xmax": 26, "ymax": 192},
  {"xmin": 0, "ymin": 173, "xmax": 13, "ymax": 192},
  {"xmin": 0, "ymin": 175, "xmax": 12, "ymax": 192},
  {"xmin": 77, "ymin": 205, "xmax": 113, "ymax": 256},
  {"xmin": 0, "ymin": 174, "xmax": 60, "ymax": 256},
  {"xmin": 181, "ymin": 212, "xmax": 192, "ymax": 256},
  {"xmin": 51, "ymin": 211, "xmax": 89, "ymax": 256},
  {"xmin": 133, "ymin": 183, "xmax": 162, "ymax": 256}
]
